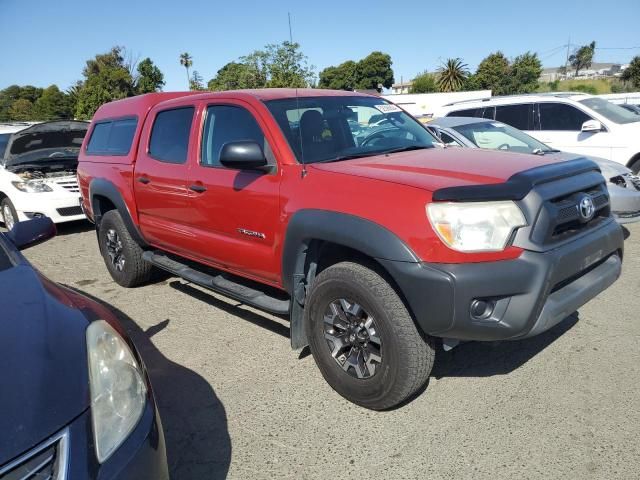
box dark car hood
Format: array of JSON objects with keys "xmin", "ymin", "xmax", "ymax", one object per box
[
  {"xmin": 3, "ymin": 120, "xmax": 88, "ymax": 167},
  {"xmin": 0, "ymin": 262, "xmax": 90, "ymax": 465}
]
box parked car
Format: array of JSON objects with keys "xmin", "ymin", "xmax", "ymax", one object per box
[
  {"xmin": 426, "ymin": 117, "xmax": 640, "ymax": 224},
  {"xmin": 0, "ymin": 218, "xmax": 168, "ymax": 479},
  {"xmin": 0, "ymin": 120, "xmax": 89, "ymax": 230},
  {"xmin": 78, "ymin": 90, "xmax": 623, "ymax": 410},
  {"xmin": 438, "ymin": 93, "xmax": 640, "ymax": 172},
  {"xmin": 619, "ymin": 104, "xmax": 640, "ymax": 115}
]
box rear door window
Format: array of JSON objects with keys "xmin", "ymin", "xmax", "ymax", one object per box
[
  {"xmin": 495, "ymin": 104, "xmax": 533, "ymax": 130},
  {"xmin": 86, "ymin": 118, "xmax": 137, "ymax": 155},
  {"xmin": 149, "ymin": 107, "xmax": 194, "ymax": 164},
  {"xmin": 448, "ymin": 107, "xmax": 483, "ymax": 118},
  {"xmin": 538, "ymin": 103, "xmax": 592, "ymax": 131}
]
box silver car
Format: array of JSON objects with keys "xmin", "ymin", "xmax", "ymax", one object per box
[{"xmin": 426, "ymin": 117, "xmax": 640, "ymax": 224}]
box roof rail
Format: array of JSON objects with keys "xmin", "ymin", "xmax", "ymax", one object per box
[{"xmin": 443, "ymin": 91, "xmax": 590, "ymax": 107}]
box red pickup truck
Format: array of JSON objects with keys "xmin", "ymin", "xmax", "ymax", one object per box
[{"xmin": 78, "ymin": 89, "xmax": 623, "ymax": 409}]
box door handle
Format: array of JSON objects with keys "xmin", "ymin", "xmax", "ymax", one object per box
[
  {"xmin": 137, "ymin": 176, "xmax": 151, "ymax": 184},
  {"xmin": 189, "ymin": 184, "xmax": 207, "ymax": 193}
]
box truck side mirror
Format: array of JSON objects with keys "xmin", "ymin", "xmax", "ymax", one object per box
[
  {"xmin": 581, "ymin": 120, "xmax": 603, "ymax": 133},
  {"xmin": 220, "ymin": 141, "xmax": 269, "ymax": 170},
  {"xmin": 6, "ymin": 217, "xmax": 56, "ymax": 250}
]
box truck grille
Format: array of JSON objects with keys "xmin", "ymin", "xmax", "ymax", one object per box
[
  {"xmin": 548, "ymin": 187, "xmax": 610, "ymax": 240},
  {"xmin": 0, "ymin": 429, "xmax": 68, "ymax": 480},
  {"xmin": 55, "ymin": 177, "xmax": 79, "ymax": 193}
]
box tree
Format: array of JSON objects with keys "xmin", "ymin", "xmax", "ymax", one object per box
[
  {"xmin": 318, "ymin": 52, "xmax": 393, "ymax": 91},
  {"xmin": 179, "ymin": 52, "xmax": 193, "ymax": 89},
  {"xmin": 8, "ymin": 98, "xmax": 34, "ymax": 120},
  {"xmin": 318, "ymin": 61, "xmax": 358, "ymax": 90},
  {"xmin": 622, "ymin": 56, "xmax": 640, "ymax": 88},
  {"xmin": 207, "ymin": 41, "xmax": 314, "ymax": 90},
  {"xmin": 263, "ymin": 41, "xmax": 315, "ymax": 88},
  {"xmin": 135, "ymin": 57, "xmax": 165, "ymax": 94},
  {"xmin": 436, "ymin": 58, "xmax": 468, "ymax": 92},
  {"xmin": 74, "ymin": 46, "xmax": 135, "ymax": 119},
  {"xmin": 0, "ymin": 85, "xmax": 23, "ymax": 121},
  {"xmin": 569, "ymin": 41, "xmax": 596, "ymax": 76},
  {"xmin": 208, "ymin": 62, "xmax": 264, "ymax": 91},
  {"xmin": 475, "ymin": 52, "xmax": 511, "ymax": 95},
  {"xmin": 508, "ymin": 52, "xmax": 542, "ymax": 94},
  {"xmin": 33, "ymin": 85, "xmax": 73, "ymax": 120},
  {"xmin": 189, "ymin": 70, "xmax": 205, "ymax": 91},
  {"xmin": 355, "ymin": 51, "xmax": 394, "ymax": 90},
  {"xmin": 409, "ymin": 72, "xmax": 437, "ymax": 93}
]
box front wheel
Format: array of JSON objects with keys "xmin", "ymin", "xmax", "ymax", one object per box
[
  {"xmin": 1, "ymin": 198, "xmax": 18, "ymax": 231},
  {"xmin": 305, "ymin": 261, "xmax": 435, "ymax": 410},
  {"xmin": 98, "ymin": 210, "xmax": 153, "ymax": 287}
]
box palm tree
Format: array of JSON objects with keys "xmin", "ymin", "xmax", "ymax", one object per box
[
  {"xmin": 179, "ymin": 52, "xmax": 193, "ymax": 89},
  {"xmin": 437, "ymin": 58, "xmax": 469, "ymax": 92}
]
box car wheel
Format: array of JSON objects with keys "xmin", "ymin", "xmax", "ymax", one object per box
[
  {"xmin": 98, "ymin": 210, "xmax": 153, "ymax": 287},
  {"xmin": 305, "ymin": 261, "xmax": 435, "ymax": 410},
  {"xmin": 1, "ymin": 198, "xmax": 18, "ymax": 231}
]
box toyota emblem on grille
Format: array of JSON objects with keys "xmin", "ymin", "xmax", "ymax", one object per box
[{"xmin": 578, "ymin": 195, "xmax": 595, "ymax": 222}]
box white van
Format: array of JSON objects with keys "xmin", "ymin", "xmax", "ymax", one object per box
[{"xmin": 438, "ymin": 93, "xmax": 640, "ymax": 172}]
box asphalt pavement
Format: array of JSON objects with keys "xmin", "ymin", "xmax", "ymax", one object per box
[{"xmin": 22, "ymin": 221, "xmax": 640, "ymax": 480}]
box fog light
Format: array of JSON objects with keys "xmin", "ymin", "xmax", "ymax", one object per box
[{"xmin": 470, "ymin": 299, "xmax": 495, "ymax": 320}]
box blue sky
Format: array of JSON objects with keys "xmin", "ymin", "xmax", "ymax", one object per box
[{"xmin": 1, "ymin": 0, "xmax": 639, "ymax": 91}]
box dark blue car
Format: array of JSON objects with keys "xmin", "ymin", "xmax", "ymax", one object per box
[{"xmin": 0, "ymin": 219, "xmax": 168, "ymax": 479}]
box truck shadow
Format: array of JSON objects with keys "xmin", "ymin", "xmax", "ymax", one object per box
[
  {"xmin": 169, "ymin": 280, "xmax": 291, "ymax": 339},
  {"xmin": 65, "ymin": 287, "xmax": 232, "ymax": 480},
  {"xmin": 432, "ymin": 312, "xmax": 579, "ymax": 378},
  {"xmin": 53, "ymin": 220, "xmax": 94, "ymax": 236}
]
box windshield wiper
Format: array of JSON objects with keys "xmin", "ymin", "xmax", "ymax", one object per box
[{"xmin": 380, "ymin": 145, "xmax": 433, "ymax": 155}]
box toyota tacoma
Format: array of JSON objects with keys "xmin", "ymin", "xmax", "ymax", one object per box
[{"xmin": 78, "ymin": 90, "xmax": 624, "ymax": 410}]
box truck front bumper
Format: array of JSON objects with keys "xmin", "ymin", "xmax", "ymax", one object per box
[{"xmin": 381, "ymin": 219, "xmax": 624, "ymax": 342}]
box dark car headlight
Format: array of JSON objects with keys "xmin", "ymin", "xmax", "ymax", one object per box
[{"xmin": 86, "ymin": 320, "xmax": 147, "ymax": 463}]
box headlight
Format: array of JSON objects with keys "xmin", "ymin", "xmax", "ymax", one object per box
[
  {"xmin": 427, "ymin": 201, "xmax": 527, "ymax": 252},
  {"xmin": 86, "ymin": 320, "xmax": 147, "ymax": 463},
  {"xmin": 11, "ymin": 180, "xmax": 53, "ymax": 193}
]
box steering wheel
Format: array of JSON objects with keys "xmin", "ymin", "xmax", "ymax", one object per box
[
  {"xmin": 360, "ymin": 130, "xmax": 389, "ymax": 147},
  {"xmin": 497, "ymin": 143, "xmax": 510, "ymax": 150}
]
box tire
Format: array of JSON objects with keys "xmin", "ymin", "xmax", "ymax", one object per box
[
  {"xmin": 1, "ymin": 198, "xmax": 18, "ymax": 231},
  {"xmin": 98, "ymin": 210, "xmax": 153, "ymax": 287},
  {"xmin": 305, "ymin": 261, "xmax": 435, "ymax": 410}
]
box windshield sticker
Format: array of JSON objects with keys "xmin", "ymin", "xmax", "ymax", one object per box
[{"xmin": 374, "ymin": 104, "xmax": 402, "ymax": 114}]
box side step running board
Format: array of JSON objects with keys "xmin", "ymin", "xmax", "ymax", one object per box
[{"xmin": 142, "ymin": 251, "xmax": 290, "ymax": 315}]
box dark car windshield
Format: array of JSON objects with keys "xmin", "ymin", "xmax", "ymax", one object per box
[
  {"xmin": 453, "ymin": 121, "xmax": 554, "ymax": 154},
  {"xmin": 579, "ymin": 97, "xmax": 640, "ymax": 125},
  {"xmin": 265, "ymin": 96, "xmax": 437, "ymax": 164}
]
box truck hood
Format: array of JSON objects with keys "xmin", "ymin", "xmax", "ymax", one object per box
[
  {"xmin": 0, "ymin": 263, "xmax": 90, "ymax": 465},
  {"xmin": 311, "ymin": 147, "xmax": 562, "ymax": 191}
]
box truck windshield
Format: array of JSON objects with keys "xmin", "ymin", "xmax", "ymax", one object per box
[
  {"xmin": 265, "ymin": 96, "xmax": 437, "ymax": 164},
  {"xmin": 579, "ymin": 97, "xmax": 640, "ymax": 125}
]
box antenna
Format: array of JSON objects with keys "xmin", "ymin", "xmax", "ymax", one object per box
[{"xmin": 289, "ymin": 12, "xmax": 307, "ymax": 178}]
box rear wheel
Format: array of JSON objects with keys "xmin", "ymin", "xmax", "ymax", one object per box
[
  {"xmin": 1, "ymin": 198, "xmax": 18, "ymax": 231},
  {"xmin": 305, "ymin": 261, "xmax": 435, "ymax": 410},
  {"xmin": 98, "ymin": 210, "xmax": 153, "ymax": 287}
]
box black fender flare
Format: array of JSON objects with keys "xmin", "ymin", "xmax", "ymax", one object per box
[
  {"xmin": 89, "ymin": 178, "xmax": 149, "ymax": 248},
  {"xmin": 282, "ymin": 209, "xmax": 419, "ymax": 349}
]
